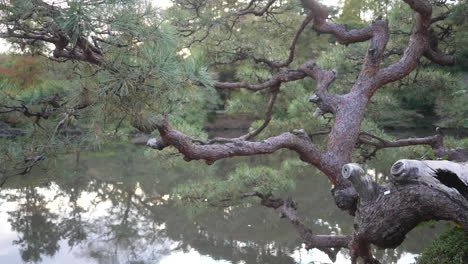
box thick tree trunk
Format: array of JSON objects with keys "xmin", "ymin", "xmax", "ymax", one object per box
[
  {"xmin": 3, "ymin": 0, "xmax": 465, "ymax": 263},
  {"xmin": 243, "ymin": 161, "xmax": 468, "ymax": 263},
  {"xmin": 345, "ymin": 162, "xmax": 468, "ymax": 263},
  {"xmin": 354, "ymin": 184, "xmax": 468, "ymax": 247}
]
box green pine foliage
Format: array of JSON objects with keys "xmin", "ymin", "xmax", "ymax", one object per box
[
  {"xmin": 0, "ymin": 0, "xmax": 222, "ymax": 178},
  {"xmin": 1, "ymin": 0, "xmax": 467, "ymax": 210},
  {"xmin": 417, "ymin": 227, "xmax": 468, "ymax": 264},
  {"xmin": 175, "ymin": 161, "xmax": 298, "ymax": 208}
]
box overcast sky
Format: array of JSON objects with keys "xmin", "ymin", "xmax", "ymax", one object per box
[
  {"xmin": 153, "ymin": 0, "xmax": 340, "ymax": 8},
  {"xmin": 0, "ymin": 0, "xmax": 340, "ymax": 53}
]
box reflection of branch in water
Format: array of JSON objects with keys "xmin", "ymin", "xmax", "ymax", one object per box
[
  {"xmin": 3, "ymin": 149, "xmax": 448, "ymax": 263},
  {"xmin": 133, "ymin": 192, "xmax": 300, "ymax": 264},
  {"xmin": 234, "ymin": 192, "xmax": 351, "ymax": 262},
  {"xmin": 0, "ymin": 155, "xmax": 46, "ymax": 188},
  {"xmin": 78, "ymin": 184, "xmax": 172, "ymax": 263}
]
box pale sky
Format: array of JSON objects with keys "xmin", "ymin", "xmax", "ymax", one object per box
[
  {"xmin": 0, "ymin": 0, "xmax": 341, "ymax": 53},
  {"xmin": 154, "ymin": 0, "xmax": 340, "ymax": 8}
]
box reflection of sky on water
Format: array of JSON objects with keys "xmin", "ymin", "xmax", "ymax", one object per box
[
  {"xmin": 0, "ymin": 145, "xmax": 445, "ymax": 264},
  {"xmin": 0, "ymin": 185, "xmax": 330, "ymax": 264},
  {"xmin": 0, "ymin": 183, "xmax": 420, "ymax": 264}
]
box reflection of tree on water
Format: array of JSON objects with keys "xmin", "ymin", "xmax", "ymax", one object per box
[
  {"xmin": 5, "ymin": 187, "xmax": 61, "ymax": 263},
  {"xmin": 0, "ymin": 146, "xmax": 446, "ymax": 263},
  {"xmin": 63, "ymin": 153, "xmax": 173, "ymax": 264},
  {"xmin": 80, "ymin": 186, "xmax": 171, "ymax": 264}
]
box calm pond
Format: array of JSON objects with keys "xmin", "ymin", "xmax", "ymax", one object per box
[{"xmin": 0, "ymin": 143, "xmax": 449, "ymax": 264}]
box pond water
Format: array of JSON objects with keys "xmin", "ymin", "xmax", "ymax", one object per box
[{"xmin": 0, "ymin": 143, "xmax": 449, "ymax": 264}]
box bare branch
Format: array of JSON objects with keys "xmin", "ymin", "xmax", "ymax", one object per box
[
  {"xmin": 92, "ymin": 36, "xmax": 133, "ymax": 48},
  {"xmin": 0, "ymin": 103, "xmax": 58, "ymax": 120},
  {"xmin": 215, "ymin": 59, "xmax": 338, "ymax": 108},
  {"xmin": 256, "ymin": 13, "xmax": 314, "ymax": 68},
  {"xmin": 237, "ymin": 0, "xmax": 278, "ymax": 16},
  {"xmin": 308, "ymin": 128, "xmax": 331, "ymax": 138},
  {"xmin": 242, "ymin": 88, "xmax": 278, "ymax": 140},
  {"xmin": 238, "ymin": 0, "xmax": 256, "ymax": 12},
  {"xmin": 301, "ymin": 0, "xmax": 389, "ymax": 87},
  {"xmin": 356, "ymin": 130, "xmax": 442, "ymax": 160},
  {"xmin": 151, "ymin": 121, "xmax": 324, "ymax": 166},
  {"xmin": 358, "ymin": 131, "xmax": 443, "ymax": 149},
  {"xmin": 431, "ymin": 11, "xmax": 451, "ymax": 23},
  {"xmin": 424, "ymin": 45, "xmax": 456, "ymax": 65},
  {"xmin": 207, "ymin": 87, "xmax": 280, "ymax": 144},
  {"xmin": 0, "ymin": 31, "xmax": 58, "ymax": 43},
  {"xmin": 376, "ymin": 0, "xmax": 454, "ymax": 86},
  {"xmin": 215, "ymin": 69, "xmax": 306, "ymax": 91},
  {"xmin": 301, "ymin": 0, "xmax": 388, "ymax": 46},
  {"xmin": 357, "ymin": 129, "xmax": 468, "ymax": 162}
]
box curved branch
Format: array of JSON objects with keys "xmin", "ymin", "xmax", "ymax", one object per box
[
  {"xmin": 238, "ymin": 0, "xmax": 278, "ymax": 16},
  {"xmin": 256, "ymin": 13, "xmax": 314, "ymax": 68},
  {"xmin": 357, "ymin": 129, "xmax": 468, "ymax": 162},
  {"xmin": 215, "ymin": 59, "xmax": 339, "ymax": 115},
  {"xmin": 424, "ymin": 45, "xmax": 455, "ymax": 65},
  {"xmin": 358, "ymin": 131, "xmax": 442, "ymax": 149},
  {"xmin": 376, "ymin": 0, "xmax": 454, "ymax": 86},
  {"xmin": 298, "ymin": 61, "xmax": 339, "ymax": 113},
  {"xmin": 301, "ymin": 0, "xmax": 388, "ymax": 45},
  {"xmin": 143, "ymin": 114, "xmax": 354, "ymax": 184},
  {"xmin": 241, "ymin": 88, "xmax": 279, "ymax": 140},
  {"xmin": 208, "ymin": 87, "xmax": 280, "ymax": 144},
  {"xmin": 150, "ymin": 121, "xmax": 323, "ymax": 167},
  {"xmin": 301, "ymin": 0, "xmax": 389, "ymax": 87}
]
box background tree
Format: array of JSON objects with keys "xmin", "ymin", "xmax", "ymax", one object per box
[{"xmin": 0, "ymin": 0, "xmax": 467, "ymax": 263}]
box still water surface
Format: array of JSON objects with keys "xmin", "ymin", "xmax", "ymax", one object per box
[{"xmin": 0, "ymin": 144, "xmax": 448, "ymax": 264}]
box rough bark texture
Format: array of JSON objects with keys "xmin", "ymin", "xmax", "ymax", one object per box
[
  {"xmin": 142, "ymin": 0, "xmax": 466, "ymax": 261},
  {"xmin": 149, "ymin": 0, "xmax": 458, "ymax": 214},
  {"xmin": 143, "ymin": 1, "xmax": 465, "ymax": 261},
  {"xmin": 355, "ymin": 184, "xmax": 468, "ymax": 249},
  {"xmin": 343, "ymin": 162, "xmax": 468, "ymax": 263},
  {"xmin": 2, "ymin": 0, "xmax": 466, "ymax": 263}
]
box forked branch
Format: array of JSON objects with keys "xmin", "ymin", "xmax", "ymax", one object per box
[
  {"xmin": 376, "ymin": 0, "xmax": 454, "ymax": 87},
  {"xmin": 238, "ymin": 0, "xmax": 278, "ymax": 16},
  {"xmin": 301, "ymin": 0, "xmax": 388, "ymax": 46},
  {"xmin": 148, "ymin": 120, "xmax": 325, "ymax": 172},
  {"xmin": 357, "ymin": 129, "xmax": 468, "ymax": 161}
]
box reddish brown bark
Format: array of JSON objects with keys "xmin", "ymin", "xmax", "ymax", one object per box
[
  {"xmin": 2, "ymin": 0, "xmax": 464, "ymax": 262},
  {"xmin": 156, "ymin": 0, "xmax": 456, "ymax": 200},
  {"xmin": 146, "ymin": 1, "xmax": 464, "ymax": 262}
]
